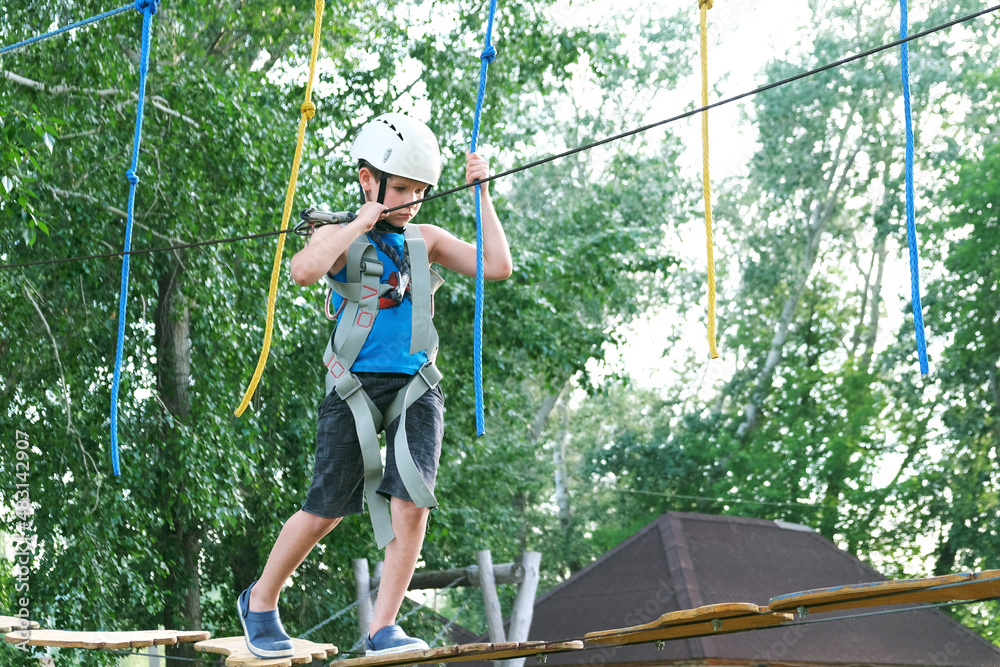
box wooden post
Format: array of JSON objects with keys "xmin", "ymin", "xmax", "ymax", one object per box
[
  {"xmin": 353, "ymin": 558, "xmax": 373, "ymax": 645},
  {"xmin": 371, "ymin": 560, "xmax": 384, "ymax": 601},
  {"xmin": 476, "ymin": 549, "xmax": 506, "ymax": 643},
  {"xmin": 501, "ymin": 552, "xmax": 542, "ymax": 667}
]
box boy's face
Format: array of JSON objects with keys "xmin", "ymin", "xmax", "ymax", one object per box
[{"xmin": 360, "ymin": 168, "xmax": 428, "ymax": 227}]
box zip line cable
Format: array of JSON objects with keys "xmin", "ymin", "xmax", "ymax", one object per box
[
  {"xmin": 2, "ymin": 2, "xmax": 998, "ymax": 276},
  {"xmin": 612, "ymin": 486, "xmax": 824, "ymax": 509}
]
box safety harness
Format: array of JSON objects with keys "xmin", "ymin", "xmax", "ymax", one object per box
[{"xmin": 321, "ymin": 221, "xmax": 445, "ymax": 549}]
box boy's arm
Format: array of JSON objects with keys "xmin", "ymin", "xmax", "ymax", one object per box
[
  {"xmin": 424, "ymin": 152, "xmax": 513, "ymax": 280},
  {"xmin": 290, "ymin": 202, "xmax": 386, "ymax": 286}
]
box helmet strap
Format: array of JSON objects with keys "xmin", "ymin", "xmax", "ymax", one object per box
[
  {"xmin": 358, "ymin": 168, "xmax": 404, "ymax": 234},
  {"xmin": 376, "ymin": 172, "xmax": 388, "ymax": 205}
]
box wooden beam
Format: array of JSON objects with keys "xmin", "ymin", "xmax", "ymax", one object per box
[{"xmin": 370, "ymin": 561, "xmax": 524, "ymax": 591}]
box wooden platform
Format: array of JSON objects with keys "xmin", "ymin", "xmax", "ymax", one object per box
[
  {"xmin": 194, "ymin": 636, "xmax": 338, "ymax": 666},
  {"xmin": 767, "ymin": 569, "xmax": 1000, "ymax": 614},
  {"xmin": 584, "ymin": 603, "xmax": 793, "ymax": 645},
  {"xmin": 3, "ymin": 628, "xmax": 210, "ymax": 648},
  {"xmin": 332, "ymin": 640, "xmax": 584, "ymax": 667},
  {"xmin": 0, "ymin": 616, "xmax": 40, "ymax": 633}
]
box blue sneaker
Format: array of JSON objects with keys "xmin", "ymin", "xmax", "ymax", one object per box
[
  {"xmin": 237, "ymin": 581, "xmax": 295, "ymax": 659},
  {"xmin": 366, "ymin": 625, "xmax": 430, "ymax": 656}
]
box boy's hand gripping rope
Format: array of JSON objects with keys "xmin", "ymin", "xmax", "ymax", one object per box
[
  {"xmin": 110, "ymin": 0, "xmax": 160, "ymax": 476},
  {"xmin": 234, "ymin": 0, "xmax": 326, "ymax": 418},
  {"xmin": 470, "ymin": 0, "xmax": 500, "ymax": 437},
  {"xmin": 900, "ymin": 0, "xmax": 929, "ymax": 374},
  {"xmin": 699, "ymin": 0, "xmax": 720, "ymax": 361}
]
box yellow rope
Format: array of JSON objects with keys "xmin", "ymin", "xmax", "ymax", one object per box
[
  {"xmin": 700, "ymin": 0, "xmax": 719, "ymax": 359},
  {"xmin": 235, "ymin": 0, "xmax": 325, "ymax": 417}
]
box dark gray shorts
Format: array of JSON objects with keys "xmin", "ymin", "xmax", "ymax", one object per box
[{"xmin": 302, "ymin": 373, "xmax": 444, "ymax": 519}]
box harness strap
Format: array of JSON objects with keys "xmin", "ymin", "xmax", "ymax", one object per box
[
  {"xmin": 324, "ymin": 352, "xmax": 395, "ymax": 549},
  {"xmin": 328, "ymin": 280, "xmax": 393, "ymax": 303},
  {"xmin": 383, "ymin": 361, "xmax": 443, "ymax": 509},
  {"xmin": 331, "ymin": 239, "xmax": 382, "ymax": 366},
  {"xmin": 404, "ymin": 226, "xmax": 433, "ymax": 355}
]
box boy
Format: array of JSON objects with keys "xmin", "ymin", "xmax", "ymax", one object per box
[{"xmin": 237, "ymin": 113, "xmax": 512, "ymax": 659}]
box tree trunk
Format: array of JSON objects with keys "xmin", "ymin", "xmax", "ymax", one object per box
[
  {"xmin": 531, "ymin": 389, "xmax": 563, "ymax": 443},
  {"xmin": 859, "ymin": 230, "xmax": 889, "ymax": 372},
  {"xmin": 514, "ymin": 383, "xmax": 568, "ymax": 552},
  {"xmin": 154, "ymin": 261, "xmax": 206, "ymax": 666},
  {"xmin": 553, "ymin": 397, "xmax": 571, "ymax": 536},
  {"xmin": 848, "ymin": 245, "xmax": 876, "ymax": 358},
  {"xmin": 857, "ymin": 165, "xmax": 894, "ymax": 370},
  {"xmin": 934, "ymin": 523, "xmax": 960, "ymax": 576},
  {"xmin": 736, "ymin": 138, "xmax": 864, "ymax": 440}
]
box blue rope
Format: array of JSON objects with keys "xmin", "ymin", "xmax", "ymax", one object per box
[
  {"xmin": 900, "ymin": 0, "xmax": 929, "ymax": 375},
  {"xmin": 111, "ymin": 0, "xmax": 159, "ymax": 476},
  {"xmin": 0, "ymin": 4, "xmax": 133, "ymax": 55},
  {"xmin": 470, "ymin": 0, "xmax": 499, "ymax": 437}
]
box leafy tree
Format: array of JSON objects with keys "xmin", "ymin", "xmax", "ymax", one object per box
[
  {"xmin": 534, "ymin": 5, "xmax": 1000, "ymax": 651},
  {"xmin": 1, "ymin": 0, "xmax": 697, "ymax": 663}
]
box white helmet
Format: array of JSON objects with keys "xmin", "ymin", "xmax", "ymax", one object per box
[{"xmin": 350, "ymin": 113, "xmax": 441, "ymax": 188}]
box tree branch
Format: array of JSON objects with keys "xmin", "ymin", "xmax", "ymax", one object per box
[
  {"xmin": 3, "ymin": 70, "xmax": 121, "ymax": 97},
  {"xmin": 22, "ymin": 281, "xmax": 102, "ymax": 513},
  {"xmin": 735, "ymin": 136, "xmax": 864, "ymax": 440},
  {"xmin": 42, "ymin": 183, "xmax": 129, "ymax": 219},
  {"xmin": 41, "ymin": 183, "xmax": 191, "ymax": 249},
  {"xmin": 3, "ymin": 70, "xmax": 200, "ymax": 129},
  {"xmin": 60, "ymin": 129, "xmax": 102, "ymax": 140}
]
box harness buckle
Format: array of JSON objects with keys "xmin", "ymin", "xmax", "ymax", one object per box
[
  {"xmin": 335, "ymin": 373, "xmax": 364, "ymax": 401},
  {"xmin": 359, "ymin": 260, "xmax": 383, "ymax": 276},
  {"xmin": 416, "ymin": 362, "xmax": 441, "ymax": 389}
]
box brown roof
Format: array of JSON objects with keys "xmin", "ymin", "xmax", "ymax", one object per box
[{"xmin": 515, "ymin": 511, "xmax": 1000, "ymax": 667}]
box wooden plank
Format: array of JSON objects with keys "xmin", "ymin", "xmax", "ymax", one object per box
[
  {"xmin": 585, "ymin": 603, "xmax": 793, "ymax": 645},
  {"xmin": 4, "ymin": 628, "xmax": 210, "ymax": 649},
  {"xmin": 332, "ymin": 640, "xmax": 584, "ymax": 667},
  {"xmin": 0, "ymin": 616, "xmax": 40, "ymax": 633},
  {"xmin": 767, "ymin": 570, "xmax": 1000, "ymax": 614},
  {"xmin": 193, "ymin": 636, "xmax": 338, "ymax": 666}
]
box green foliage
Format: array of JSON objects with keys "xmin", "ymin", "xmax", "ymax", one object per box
[
  {"xmin": 0, "ymin": 0, "xmax": 697, "ymax": 663},
  {"xmin": 527, "ymin": 0, "xmax": 1000, "ymax": 649},
  {"xmin": 2, "ymin": 0, "xmax": 998, "ymax": 660}
]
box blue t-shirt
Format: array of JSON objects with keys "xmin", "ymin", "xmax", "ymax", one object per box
[{"xmin": 329, "ymin": 231, "xmax": 429, "ymax": 374}]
